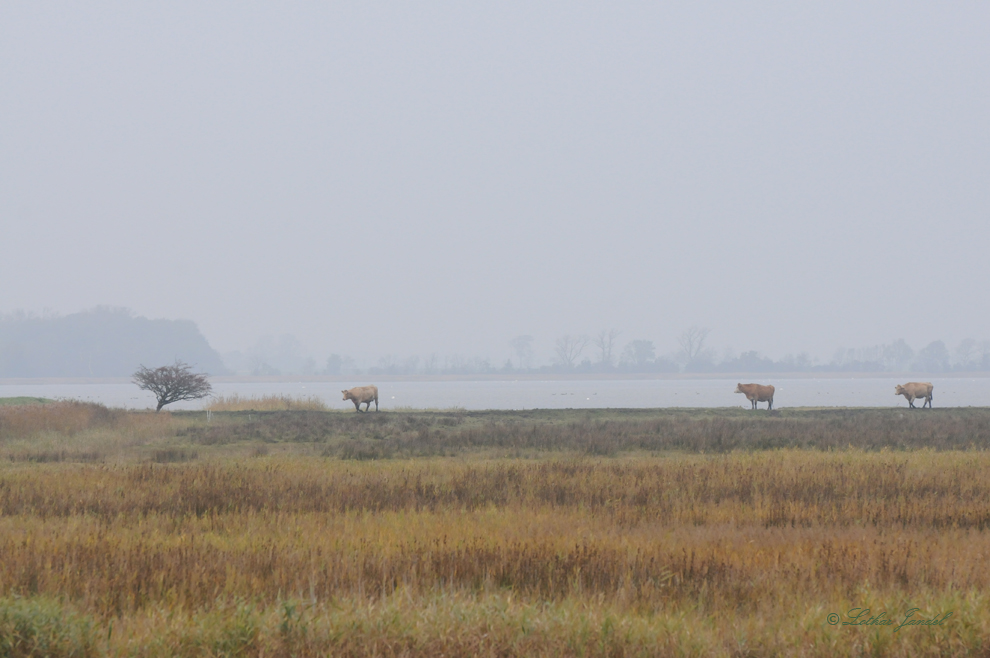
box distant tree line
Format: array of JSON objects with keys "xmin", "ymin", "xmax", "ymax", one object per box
[
  {"xmin": 306, "ymin": 329, "xmax": 990, "ymax": 377},
  {"xmin": 0, "ymin": 308, "xmax": 228, "ymax": 378},
  {"xmin": 5, "ymin": 308, "xmax": 982, "ymax": 378}
]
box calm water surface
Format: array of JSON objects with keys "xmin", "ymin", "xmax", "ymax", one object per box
[{"xmin": 1, "ymin": 378, "xmax": 987, "ymax": 411}]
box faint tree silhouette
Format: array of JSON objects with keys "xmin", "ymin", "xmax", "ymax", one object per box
[
  {"xmin": 882, "ymin": 339, "xmax": 914, "ymax": 371},
  {"xmin": 677, "ymin": 326, "xmax": 714, "ymax": 369},
  {"xmin": 592, "ymin": 329, "xmax": 621, "ymax": 367},
  {"xmin": 509, "ymin": 335, "xmax": 534, "ymax": 369},
  {"xmin": 914, "ymin": 340, "xmax": 950, "ymax": 372},
  {"xmin": 621, "ymin": 339, "xmax": 656, "ymax": 368},
  {"xmin": 554, "ymin": 334, "xmax": 590, "ymax": 368},
  {"xmin": 955, "ymin": 338, "xmax": 979, "ymax": 369},
  {"xmin": 324, "ymin": 354, "xmax": 344, "ymax": 375}
]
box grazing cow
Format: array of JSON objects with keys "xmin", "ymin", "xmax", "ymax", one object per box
[
  {"xmin": 735, "ymin": 383, "xmax": 775, "ymax": 410},
  {"xmin": 342, "ymin": 385, "xmax": 379, "ymax": 412},
  {"xmin": 895, "ymin": 382, "xmax": 933, "ymax": 409}
]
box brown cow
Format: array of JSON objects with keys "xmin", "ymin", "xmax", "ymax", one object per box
[
  {"xmin": 895, "ymin": 382, "xmax": 933, "ymax": 409},
  {"xmin": 342, "ymin": 385, "xmax": 379, "ymax": 412},
  {"xmin": 735, "ymin": 383, "xmax": 775, "ymax": 410}
]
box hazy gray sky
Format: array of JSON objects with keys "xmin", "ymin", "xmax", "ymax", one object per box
[{"xmin": 3, "ymin": 2, "xmax": 988, "ymax": 364}]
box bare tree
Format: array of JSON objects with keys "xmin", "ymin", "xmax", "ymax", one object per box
[
  {"xmin": 677, "ymin": 326, "xmax": 712, "ymax": 364},
  {"xmin": 554, "ymin": 334, "xmax": 589, "ymax": 368},
  {"xmin": 376, "ymin": 354, "xmax": 399, "ymax": 374},
  {"xmin": 422, "ymin": 353, "xmax": 440, "ymax": 375},
  {"xmin": 133, "ymin": 360, "xmax": 212, "ymax": 412},
  {"xmin": 592, "ymin": 329, "xmax": 621, "ymax": 367},
  {"xmin": 508, "ymin": 335, "xmax": 534, "ymax": 369}
]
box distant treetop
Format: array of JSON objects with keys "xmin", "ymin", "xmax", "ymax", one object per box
[{"xmin": 0, "ymin": 307, "xmax": 228, "ymax": 377}]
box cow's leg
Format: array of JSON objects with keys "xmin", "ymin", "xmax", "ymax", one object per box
[
  {"xmin": 751, "ymin": 399, "xmax": 757, "ymax": 410},
  {"xmin": 374, "ymin": 398, "xmax": 379, "ymax": 411},
  {"xmin": 925, "ymin": 397, "xmax": 932, "ymax": 409},
  {"xmin": 767, "ymin": 399, "xmax": 773, "ymax": 411},
  {"xmin": 908, "ymin": 399, "xmax": 915, "ymax": 409}
]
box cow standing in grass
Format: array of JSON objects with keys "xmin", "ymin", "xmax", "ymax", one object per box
[
  {"xmin": 735, "ymin": 383, "xmax": 775, "ymax": 410},
  {"xmin": 342, "ymin": 385, "xmax": 379, "ymax": 412},
  {"xmin": 895, "ymin": 382, "xmax": 933, "ymax": 409}
]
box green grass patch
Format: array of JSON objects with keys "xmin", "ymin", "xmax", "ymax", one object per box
[
  {"xmin": 0, "ymin": 397, "xmax": 53, "ymax": 406},
  {"xmin": 0, "ymin": 596, "xmax": 99, "ymax": 657}
]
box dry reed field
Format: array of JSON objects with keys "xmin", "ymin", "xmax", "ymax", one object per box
[
  {"xmin": 205, "ymin": 394, "xmax": 331, "ymax": 412},
  {"xmin": 1, "ymin": 401, "xmax": 990, "ymax": 656}
]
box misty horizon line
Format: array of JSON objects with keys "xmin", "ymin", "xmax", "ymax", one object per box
[
  {"xmin": 4, "ymin": 307, "xmax": 987, "ymax": 379},
  {"xmin": 232, "ymin": 340, "xmax": 986, "ymax": 378},
  {"xmin": 223, "ymin": 330, "xmax": 983, "ymax": 379}
]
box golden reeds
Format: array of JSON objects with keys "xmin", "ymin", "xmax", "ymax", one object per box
[
  {"xmin": 1, "ymin": 452, "xmax": 989, "ymax": 655},
  {"xmin": 0, "ymin": 401, "xmax": 119, "ymax": 440},
  {"xmin": 2, "ymin": 408, "xmax": 990, "ymax": 655},
  {"xmin": 205, "ymin": 394, "xmax": 332, "ymax": 412}
]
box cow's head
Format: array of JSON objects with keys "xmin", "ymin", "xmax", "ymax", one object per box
[
  {"xmin": 733, "ymin": 384, "xmax": 743, "ymax": 394},
  {"xmin": 342, "ymin": 389, "xmax": 353, "ymax": 401},
  {"xmin": 894, "ymin": 385, "xmax": 906, "ymax": 396}
]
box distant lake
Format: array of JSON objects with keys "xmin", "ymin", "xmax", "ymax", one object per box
[{"xmin": 0, "ymin": 377, "xmax": 986, "ymax": 410}]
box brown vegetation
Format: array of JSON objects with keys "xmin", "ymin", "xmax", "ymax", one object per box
[
  {"xmin": 181, "ymin": 407, "xmax": 990, "ymax": 457},
  {"xmin": 0, "ymin": 400, "xmax": 121, "ymax": 439},
  {"xmin": 205, "ymin": 393, "xmax": 331, "ymax": 412},
  {"xmin": 1, "ymin": 406, "xmax": 990, "ymax": 655}
]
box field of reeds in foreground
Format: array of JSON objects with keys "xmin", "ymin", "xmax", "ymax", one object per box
[{"xmin": 1, "ymin": 403, "xmax": 990, "ymax": 656}]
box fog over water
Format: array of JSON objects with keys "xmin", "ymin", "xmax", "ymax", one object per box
[{"xmin": 2, "ymin": 3, "xmax": 988, "ymax": 367}]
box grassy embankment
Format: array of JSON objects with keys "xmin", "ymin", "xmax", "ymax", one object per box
[
  {"xmin": 1, "ymin": 400, "xmax": 989, "ymax": 656},
  {"xmin": 0, "ymin": 397, "xmax": 52, "ymax": 406}
]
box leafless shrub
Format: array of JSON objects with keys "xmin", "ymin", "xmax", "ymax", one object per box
[{"xmin": 133, "ymin": 360, "xmax": 212, "ymax": 412}]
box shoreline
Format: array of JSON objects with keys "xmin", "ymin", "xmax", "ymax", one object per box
[{"xmin": 2, "ymin": 371, "xmax": 990, "ymax": 386}]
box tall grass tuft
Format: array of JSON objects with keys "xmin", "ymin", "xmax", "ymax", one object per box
[
  {"xmin": 0, "ymin": 401, "xmax": 120, "ymax": 441},
  {"xmin": 0, "ymin": 596, "xmax": 99, "ymax": 658},
  {"xmin": 205, "ymin": 394, "xmax": 331, "ymax": 412}
]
